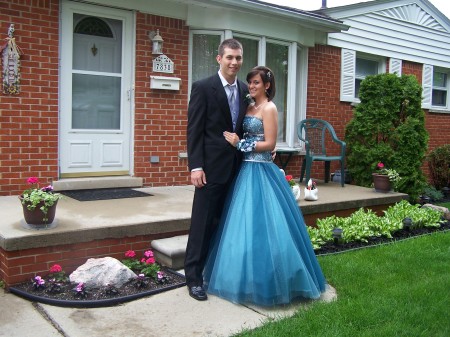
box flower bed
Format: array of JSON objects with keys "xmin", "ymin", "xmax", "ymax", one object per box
[
  {"xmin": 9, "ymin": 267, "xmax": 185, "ymax": 308},
  {"xmin": 8, "ymin": 249, "xmax": 186, "ymax": 308}
]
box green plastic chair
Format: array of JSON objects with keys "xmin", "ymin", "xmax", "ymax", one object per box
[{"xmin": 297, "ymin": 119, "xmax": 346, "ymax": 187}]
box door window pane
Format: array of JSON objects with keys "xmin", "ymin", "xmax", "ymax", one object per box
[
  {"xmin": 192, "ymin": 34, "xmax": 221, "ymax": 82},
  {"xmin": 73, "ymin": 14, "xmax": 122, "ymax": 73},
  {"xmin": 72, "ymin": 74, "xmax": 121, "ymax": 129},
  {"xmin": 266, "ymin": 42, "xmax": 289, "ymax": 142}
]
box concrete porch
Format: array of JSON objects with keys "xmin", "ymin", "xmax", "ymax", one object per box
[{"xmin": 0, "ymin": 183, "xmax": 407, "ymax": 287}]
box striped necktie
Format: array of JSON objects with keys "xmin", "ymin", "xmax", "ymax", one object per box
[{"xmin": 227, "ymin": 84, "xmax": 238, "ymax": 129}]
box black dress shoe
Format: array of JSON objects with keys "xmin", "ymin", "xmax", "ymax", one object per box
[{"xmin": 188, "ymin": 285, "xmax": 207, "ymax": 301}]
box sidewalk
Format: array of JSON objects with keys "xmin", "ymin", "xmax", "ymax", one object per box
[{"xmin": 0, "ymin": 278, "xmax": 336, "ymax": 337}]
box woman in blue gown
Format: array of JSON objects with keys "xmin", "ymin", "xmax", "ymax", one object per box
[{"xmin": 203, "ymin": 66, "xmax": 326, "ymax": 307}]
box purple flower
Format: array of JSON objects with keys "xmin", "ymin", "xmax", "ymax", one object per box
[
  {"xmin": 76, "ymin": 282, "xmax": 85, "ymax": 292},
  {"xmin": 34, "ymin": 276, "xmax": 45, "ymax": 285},
  {"xmin": 41, "ymin": 185, "xmax": 54, "ymax": 192}
]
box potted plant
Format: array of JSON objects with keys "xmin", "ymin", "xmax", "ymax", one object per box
[
  {"xmin": 372, "ymin": 162, "xmax": 401, "ymax": 193},
  {"xmin": 19, "ymin": 177, "xmax": 62, "ymax": 225}
]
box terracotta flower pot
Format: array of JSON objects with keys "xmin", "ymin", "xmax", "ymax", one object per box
[
  {"xmin": 372, "ymin": 173, "xmax": 391, "ymax": 193},
  {"xmin": 19, "ymin": 197, "xmax": 58, "ymax": 225}
]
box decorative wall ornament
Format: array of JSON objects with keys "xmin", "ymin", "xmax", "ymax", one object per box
[
  {"xmin": 91, "ymin": 43, "xmax": 98, "ymax": 56},
  {"xmin": 1, "ymin": 24, "xmax": 22, "ymax": 95}
]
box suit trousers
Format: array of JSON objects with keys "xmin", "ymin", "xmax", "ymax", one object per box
[{"xmin": 184, "ymin": 173, "xmax": 236, "ymax": 287}]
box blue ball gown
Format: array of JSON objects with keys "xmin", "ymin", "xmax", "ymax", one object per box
[{"xmin": 203, "ymin": 116, "xmax": 326, "ymax": 307}]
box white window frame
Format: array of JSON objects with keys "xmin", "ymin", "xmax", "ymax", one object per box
[{"xmin": 422, "ymin": 64, "xmax": 449, "ymax": 112}]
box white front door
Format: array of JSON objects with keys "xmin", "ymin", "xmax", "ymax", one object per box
[{"xmin": 60, "ymin": 1, "xmax": 134, "ymax": 178}]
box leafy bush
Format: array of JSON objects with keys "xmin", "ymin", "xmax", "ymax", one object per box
[
  {"xmin": 345, "ymin": 73, "xmax": 429, "ymax": 201},
  {"xmin": 427, "ymin": 144, "xmax": 450, "ymax": 189},
  {"xmin": 307, "ymin": 200, "xmax": 444, "ymax": 250},
  {"xmin": 421, "ymin": 185, "xmax": 444, "ymax": 202}
]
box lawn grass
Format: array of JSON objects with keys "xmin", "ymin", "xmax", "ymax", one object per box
[
  {"xmin": 236, "ymin": 231, "xmax": 450, "ymax": 337},
  {"xmin": 437, "ymin": 201, "xmax": 450, "ymax": 209}
]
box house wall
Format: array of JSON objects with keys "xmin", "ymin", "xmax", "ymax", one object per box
[
  {"xmin": 0, "ymin": 0, "xmax": 60, "ymax": 196},
  {"xmin": 1, "ymin": 1, "xmax": 448, "ymax": 196},
  {"xmin": 283, "ymin": 46, "xmax": 450, "ymax": 184},
  {"xmin": 0, "ymin": 2, "xmax": 192, "ymax": 196},
  {"xmin": 133, "ymin": 12, "xmax": 190, "ymax": 188}
]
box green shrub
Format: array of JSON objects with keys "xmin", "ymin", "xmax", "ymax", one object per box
[
  {"xmin": 345, "ymin": 73, "xmax": 429, "ymax": 201},
  {"xmin": 427, "ymin": 144, "xmax": 450, "ymax": 189},
  {"xmin": 422, "ymin": 185, "xmax": 444, "ymax": 202}
]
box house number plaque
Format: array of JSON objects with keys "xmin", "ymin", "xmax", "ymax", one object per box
[{"xmin": 153, "ymin": 54, "xmax": 174, "ymax": 74}]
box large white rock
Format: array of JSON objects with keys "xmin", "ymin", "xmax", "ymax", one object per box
[
  {"xmin": 69, "ymin": 257, "xmax": 137, "ymax": 288},
  {"xmin": 422, "ymin": 203, "xmax": 450, "ymax": 220}
]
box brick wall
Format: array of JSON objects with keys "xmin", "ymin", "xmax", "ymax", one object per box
[
  {"xmin": 0, "ymin": 230, "xmax": 187, "ymax": 287},
  {"xmin": 284, "ymin": 46, "xmax": 450, "ymax": 184},
  {"xmin": 0, "ymin": 0, "xmax": 60, "ymax": 196},
  {"xmin": 134, "ymin": 13, "xmax": 191, "ymax": 188},
  {"xmin": 282, "ymin": 45, "xmax": 355, "ymax": 181}
]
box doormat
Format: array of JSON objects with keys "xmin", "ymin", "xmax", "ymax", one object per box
[{"xmin": 61, "ymin": 188, "xmax": 153, "ymax": 201}]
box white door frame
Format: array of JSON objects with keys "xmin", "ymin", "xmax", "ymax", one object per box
[{"xmin": 59, "ymin": 0, "xmax": 135, "ymax": 178}]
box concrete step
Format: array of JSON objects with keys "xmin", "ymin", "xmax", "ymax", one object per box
[
  {"xmin": 53, "ymin": 176, "xmax": 143, "ymax": 191},
  {"xmin": 151, "ymin": 235, "xmax": 188, "ymax": 270}
]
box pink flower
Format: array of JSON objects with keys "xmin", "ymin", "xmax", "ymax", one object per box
[
  {"xmin": 140, "ymin": 258, "xmax": 146, "ymax": 263},
  {"xmin": 157, "ymin": 271, "xmax": 165, "ymax": 280},
  {"xmin": 377, "ymin": 162, "xmax": 385, "ymax": 169},
  {"xmin": 144, "ymin": 250, "xmax": 154, "ymax": 258},
  {"xmin": 27, "ymin": 177, "xmax": 39, "ymax": 185},
  {"xmin": 125, "ymin": 250, "xmax": 136, "ymax": 258},
  {"xmin": 49, "ymin": 264, "xmax": 62, "ymax": 273},
  {"xmin": 285, "ymin": 175, "xmax": 293, "ymax": 182},
  {"xmin": 145, "ymin": 257, "xmax": 155, "ymax": 264}
]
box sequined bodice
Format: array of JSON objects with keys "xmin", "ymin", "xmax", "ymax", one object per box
[{"xmin": 242, "ymin": 116, "xmax": 272, "ymax": 162}]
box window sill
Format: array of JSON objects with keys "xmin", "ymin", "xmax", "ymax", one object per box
[{"xmin": 427, "ymin": 108, "xmax": 450, "ymax": 114}]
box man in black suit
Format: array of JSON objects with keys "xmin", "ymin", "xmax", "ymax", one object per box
[{"xmin": 185, "ymin": 38, "xmax": 249, "ymax": 301}]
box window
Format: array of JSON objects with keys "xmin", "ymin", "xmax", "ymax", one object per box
[
  {"xmin": 355, "ymin": 58, "xmax": 378, "ymax": 98},
  {"xmin": 190, "ymin": 31, "xmax": 304, "ymax": 147},
  {"xmin": 340, "ymin": 49, "xmax": 388, "ymax": 102},
  {"xmin": 190, "ymin": 32, "xmax": 222, "ymax": 84},
  {"xmin": 266, "ymin": 42, "xmax": 289, "ymax": 142},
  {"xmin": 422, "ymin": 65, "xmax": 449, "ymax": 111},
  {"xmin": 235, "ymin": 36, "xmax": 259, "ymax": 84},
  {"xmin": 432, "ymin": 70, "xmax": 447, "ymax": 107}
]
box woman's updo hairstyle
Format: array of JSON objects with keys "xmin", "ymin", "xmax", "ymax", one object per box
[{"xmin": 246, "ymin": 66, "xmax": 276, "ymax": 101}]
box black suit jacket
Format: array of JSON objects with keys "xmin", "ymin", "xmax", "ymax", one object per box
[{"xmin": 187, "ymin": 73, "xmax": 249, "ymax": 184}]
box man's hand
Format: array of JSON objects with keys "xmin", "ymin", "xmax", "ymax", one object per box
[{"xmin": 191, "ymin": 170, "xmax": 206, "ymax": 188}]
